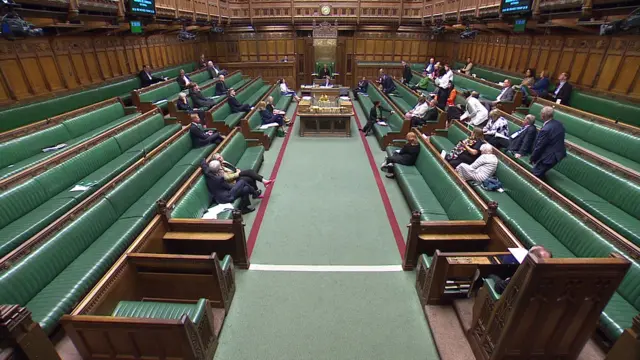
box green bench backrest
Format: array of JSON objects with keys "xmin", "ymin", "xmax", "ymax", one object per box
[
  {"xmin": 452, "ymin": 75, "xmax": 500, "ymax": 99},
  {"xmin": 494, "ymin": 159, "xmax": 640, "ymax": 310},
  {"xmin": 105, "ymin": 134, "xmax": 192, "ymax": 216},
  {"xmin": 247, "ymin": 111, "xmax": 262, "ymax": 130},
  {"xmin": 0, "ymin": 102, "xmax": 127, "ymax": 169},
  {"xmin": 529, "ymin": 102, "xmax": 640, "ymax": 164},
  {"xmin": 394, "ymin": 83, "xmax": 418, "ymax": 108},
  {"xmin": 554, "ymin": 155, "xmax": 640, "ymax": 219},
  {"xmin": 570, "ymin": 91, "xmax": 640, "ymax": 127},
  {"xmin": 367, "ymin": 86, "xmax": 404, "ymax": 130},
  {"xmin": 112, "ymin": 298, "xmax": 206, "ymax": 323},
  {"xmin": 0, "ymin": 63, "xmax": 196, "ymax": 133},
  {"xmin": 225, "ymin": 72, "xmax": 243, "ymax": 89},
  {"xmin": 139, "ymin": 82, "xmax": 182, "ymax": 103},
  {"xmin": 171, "ymin": 178, "xmax": 211, "ymax": 219},
  {"xmin": 236, "ymin": 79, "xmax": 264, "ymax": 103},
  {"xmin": 221, "ymin": 133, "xmax": 247, "ymax": 165},
  {"xmin": 190, "ymin": 71, "xmax": 211, "ymax": 84},
  {"xmin": 0, "ymin": 198, "xmax": 119, "ymax": 306},
  {"xmin": 415, "ymin": 143, "xmax": 483, "ymax": 220},
  {"xmin": 470, "ymin": 67, "xmax": 521, "ymax": 86}
]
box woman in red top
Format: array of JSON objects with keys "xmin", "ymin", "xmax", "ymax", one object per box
[{"xmin": 446, "ymin": 84, "xmax": 457, "ymax": 107}]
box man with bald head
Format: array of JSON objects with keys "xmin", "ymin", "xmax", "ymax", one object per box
[{"xmin": 530, "ymin": 106, "xmax": 566, "ymax": 179}]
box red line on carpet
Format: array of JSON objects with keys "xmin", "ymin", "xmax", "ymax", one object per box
[
  {"xmin": 352, "ymin": 106, "xmax": 406, "ymax": 259},
  {"xmin": 246, "ymin": 103, "xmax": 299, "ymax": 257}
]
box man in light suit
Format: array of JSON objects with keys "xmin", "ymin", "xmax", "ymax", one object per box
[
  {"xmin": 530, "ymin": 106, "xmax": 566, "ymax": 179},
  {"xmin": 481, "ymin": 79, "xmax": 515, "ymax": 111},
  {"xmin": 547, "ymin": 72, "xmax": 573, "ymax": 105},
  {"xmin": 138, "ymin": 65, "xmax": 166, "ymax": 87},
  {"xmin": 176, "ymin": 69, "xmax": 192, "ymax": 90}
]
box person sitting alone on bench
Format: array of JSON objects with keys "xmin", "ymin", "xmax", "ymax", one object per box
[
  {"xmin": 202, "ymin": 160, "xmax": 259, "ymax": 214},
  {"xmin": 227, "ymin": 89, "xmax": 252, "ymax": 113},
  {"xmin": 279, "ymin": 79, "xmax": 301, "ymax": 102},
  {"xmin": 507, "ymin": 114, "xmax": 538, "ymax": 158},
  {"xmin": 380, "ymin": 132, "xmax": 420, "ymax": 179},
  {"xmin": 360, "ymin": 101, "xmax": 394, "ymax": 136},
  {"xmin": 213, "ymin": 152, "xmax": 274, "ymax": 198},
  {"xmin": 257, "ymin": 101, "xmax": 286, "ymax": 131},
  {"xmin": 189, "ymin": 114, "xmax": 224, "ymax": 148},
  {"xmin": 189, "ymin": 83, "xmax": 216, "ymax": 110},
  {"xmin": 354, "ymin": 77, "xmax": 369, "ymax": 96},
  {"xmin": 411, "ymin": 73, "xmax": 431, "ymax": 91}
]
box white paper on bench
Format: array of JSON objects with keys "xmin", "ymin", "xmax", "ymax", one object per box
[
  {"xmin": 259, "ymin": 123, "xmax": 279, "ymax": 130},
  {"xmin": 153, "ymin": 99, "xmax": 168, "ymax": 105},
  {"xmin": 508, "ymin": 248, "xmax": 529, "ymax": 264},
  {"xmin": 202, "ymin": 203, "xmax": 234, "ymax": 219}
]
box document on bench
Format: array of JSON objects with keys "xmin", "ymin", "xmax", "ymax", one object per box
[
  {"xmin": 42, "ymin": 143, "xmax": 68, "ymax": 152},
  {"xmin": 203, "ymin": 203, "xmax": 234, "ymax": 219},
  {"xmin": 259, "ymin": 123, "xmax": 280, "ymax": 130},
  {"xmin": 508, "ymin": 247, "xmax": 529, "ymax": 264},
  {"xmin": 153, "ymin": 99, "xmax": 168, "ymax": 105}
]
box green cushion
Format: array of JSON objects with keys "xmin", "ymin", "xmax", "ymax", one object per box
[
  {"xmin": 483, "ymin": 278, "xmax": 502, "ymax": 301},
  {"xmin": 112, "ymin": 298, "xmax": 207, "ymax": 324}
]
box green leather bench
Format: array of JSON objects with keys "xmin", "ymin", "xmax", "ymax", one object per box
[
  {"xmin": 356, "ymin": 84, "xmax": 405, "ymax": 143},
  {"xmin": 0, "ymin": 113, "xmax": 180, "ymax": 258},
  {"xmin": 112, "ymin": 298, "xmax": 207, "ymax": 321},
  {"xmin": 0, "ymin": 131, "xmax": 217, "ymax": 335},
  {"xmin": 137, "ymin": 69, "xmax": 228, "ymax": 112},
  {"xmin": 386, "ymin": 142, "xmax": 483, "ymax": 222},
  {"xmin": 172, "ymin": 133, "xmax": 265, "ymax": 220},
  {"xmin": 451, "ymin": 75, "xmax": 500, "ymax": 100},
  {"xmin": 569, "ymin": 91, "xmax": 640, "ymax": 127},
  {"xmin": 244, "ymin": 86, "xmax": 293, "ymax": 141},
  {"xmin": 514, "ymin": 102, "xmax": 640, "ymax": 172},
  {"xmin": 0, "ymin": 101, "xmax": 141, "ymax": 180},
  {"xmin": 211, "ymin": 78, "xmax": 271, "ymax": 129},
  {"xmin": 462, "ymin": 64, "xmax": 640, "ymax": 127},
  {"xmin": 0, "ymin": 63, "xmax": 195, "ymax": 133},
  {"xmin": 429, "ymin": 125, "xmax": 640, "ymax": 342}
]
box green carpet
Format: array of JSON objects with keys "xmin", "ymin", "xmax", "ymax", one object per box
[{"xmin": 213, "ymin": 99, "xmax": 440, "ymax": 360}]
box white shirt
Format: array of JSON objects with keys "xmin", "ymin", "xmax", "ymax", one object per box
[
  {"xmin": 463, "ymin": 97, "xmax": 488, "ymax": 126},
  {"xmin": 437, "ymin": 70, "xmax": 454, "ymax": 88},
  {"xmin": 280, "ymin": 83, "xmax": 291, "ymax": 92},
  {"xmin": 496, "ymin": 87, "xmax": 509, "ymax": 102},
  {"xmin": 182, "ymin": 76, "xmax": 190, "ymax": 86},
  {"xmin": 554, "ymin": 81, "xmax": 566, "ymax": 96},
  {"xmin": 411, "ymin": 102, "xmax": 430, "ymax": 117}
]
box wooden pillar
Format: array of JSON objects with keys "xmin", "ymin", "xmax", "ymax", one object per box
[
  {"xmin": 0, "ymin": 306, "xmax": 60, "ymax": 360},
  {"xmin": 606, "ymin": 315, "xmax": 640, "ymax": 360}
]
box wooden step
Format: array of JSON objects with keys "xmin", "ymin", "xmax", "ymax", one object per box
[
  {"xmin": 163, "ymin": 232, "xmax": 234, "ymax": 241},
  {"xmin": 418, "ymin": 233, "xmax": 490, "ymax": 241}
]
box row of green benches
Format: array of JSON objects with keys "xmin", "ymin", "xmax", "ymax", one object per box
[
  {"xmin": 0, "ymin": 129, "xmax": 262, "ymax": 335},
  {"xmin": 412, "ymin": 71, "xmax": 640, "ymax": 174},
  {"xmin": 356, "ymin": 83, "xmax": 411, "ymax": 149},
  {"xmin": 0, "ymin": 110, "xmax": 181, "ymax": 258},
  {"xmin": 419, "ymin": 126, "xmax": 639, "ymax": 342},
  {"xmin": 389, "ymin": 128, "xmax": 638, "ymax": 343},
  {"xmin": 0, "ymin": 62, "xmax": 197, "ymax": 133},
  {"xmin": 242, "ymin": 84, "xmax": 294, "ymax": 149},
  {"xmin": 452, "ymin": 61, "xmax": 640, "ymax": 127},
  {"xmin": 493, "ymin": 114, "xmax": 640, "ymax": 247},
  {"xmin": 0, "ymin": 99, "xmax": 141, "ymax": 180}
]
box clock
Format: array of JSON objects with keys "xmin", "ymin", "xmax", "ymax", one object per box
[{"xmin": 320, "ymin": 5, "xmax": 331, "ymax": 16}]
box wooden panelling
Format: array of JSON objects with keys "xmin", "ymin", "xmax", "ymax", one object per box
[
  {"xmin": 219, "ymin": 62, "xmax": 295, "ymax": 89},
  {"xmin": 0, "ymin": 35, "xmax": 203, "ymax": 106},
  {"xmin": 207, "ymin": 33, "xmax": 294, "ymax": 64},
  {"xmin": 455, "ymin": 34, "xmax": 640, "ymax": 100}
]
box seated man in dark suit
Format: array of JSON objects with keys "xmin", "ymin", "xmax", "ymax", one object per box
[
  {"xmin": 227, "ymin": 89, "xmax": 252, "ymax": 113},
  {"xmin": 547, "ymin": 72, "xmax": 572, "ymax": 105},
  {"xmin": 480, "ymin": 79, "xmax": 515, "ymax": 111},
  {"xmin": 189, "ymin": 84, "xmax": 216, "ymax": 110},
  {"xmin": 318, "ymin": 64, "xmax": 331, "ymax": 79},
  {"xmin": 507, "ymin": 114, "xmax": 538, "ymax": 158},
  {"xmin": 139, "ymin": 65, "xmax": 166, "ymax": 87},
  {"xmin": 354, "ymin": 77, "xmax": 369, "ymax": 98},
  {"xmin": 176, "ymin": 69, "xmax": 192, "ymax": 90},
  {"xmin": 206, "ymin": 61, "xmax": 227, "ymax": 78},
  {"xmin": 177, "ymin": 93, "xmax": 206, "ymax": 122},
  {"xmin": 201, "ymin": 159, "xmax": 257, "ymax": 214},
  {"xmin": 382, "ymin": 74, "xmax": 396, "ymax": 94},
  {"xmin": 189, "ymin": 115, "xmax": 223, "ymax": 148},
  {"xmin": 401, "ymin": 60, "xmax": 412, "ymax": 85},
  {"xmin": 215, "ymin": 75, "xmax": 228, "ymax": 96},
  {"xmin": 530, "ymin": 106, "xmax": 566, "ymax": 179}
]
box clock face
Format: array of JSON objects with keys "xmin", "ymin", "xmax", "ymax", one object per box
[{"xmin": 320, "ymin": 5, "xmax": 331, "ymax": 16}]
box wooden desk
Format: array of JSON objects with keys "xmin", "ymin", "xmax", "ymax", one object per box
[
  {"xmin": 300, "ymin": 85, "xmax": 349, "ymax": 98},
  {"xmin": 298, "ymin": 113, "xmax": 353, "ymax": 137}
]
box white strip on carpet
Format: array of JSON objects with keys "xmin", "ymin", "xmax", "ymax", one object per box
[{"xmin": 249, "ymin": 264, "xmax": 403, "ymax": 272}]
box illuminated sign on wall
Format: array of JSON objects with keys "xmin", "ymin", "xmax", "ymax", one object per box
[
  {"xmin": 500, "ymin": 0, "xmax": 532, "ymax": 15},
  {"xmin": 130, "ymin": 0, "xmax": 156, "ymax": 15}
]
